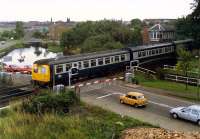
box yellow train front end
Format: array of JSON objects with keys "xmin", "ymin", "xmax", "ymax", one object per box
[{"xmin": 32, "ymin": 64, "xmax": 51, "ymax": 86}]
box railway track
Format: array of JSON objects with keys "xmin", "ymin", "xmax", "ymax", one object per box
[{"xmin": 0, "ymin": 84, "xmax": 35, "ymax": 108}]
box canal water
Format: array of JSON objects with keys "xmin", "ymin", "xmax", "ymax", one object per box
[{"xmin": 0, "ymin": 46, "xmax": 57, "ymax": 67}]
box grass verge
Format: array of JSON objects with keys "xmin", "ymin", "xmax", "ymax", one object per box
[
  {"xmin": 135, "ymin": 72, "xmax": 200, "ymax": 101},
  {"xmin": 0, "ymin": 90, "xmax": 153, "ymax": 139}
]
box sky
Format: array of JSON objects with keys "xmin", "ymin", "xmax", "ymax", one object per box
[{"xmin": 0, "ymin": 0, "xmax": 194, "ymax": 21}]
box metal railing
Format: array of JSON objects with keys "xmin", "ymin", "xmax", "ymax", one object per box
[
  {"xmin": 133, "ymin": 66, "xmax": 156, "ymax": 75},
  {"xmin": 165, "ymin": 74, "xmax": 200, "ymax": 86}
]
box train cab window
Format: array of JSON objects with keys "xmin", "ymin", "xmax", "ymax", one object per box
[
  {"xmin": 34, "ymin": 67, "xmax": 38, "ymax": 73},
  {"xmin": 91, "ymin": 59, "xmax": 96, "ymax": 67},
  {"xmin": 83, "ymin": 61, "xmax": 89, "ymax": 68},
  {"xmin": 98, "ymin": 58, "xmax": 103, "ymax": 66},
  {"xmin": 121, "ymin": 54, "xmax": 126, "ymax": 61},
  {"xmin": 56, "ymin": 65, "xmax": 64, "ymax": 74},
  {"xmin": 115, "ymin": 56, "xmax": 120, "ymax": 62},
  {"xmin": 41, "ymin": 67, "xmax": 46, "ymax": 74},
  {"xmin": 66, "ymin": 63, "xmax": 72, "ymax": 71},
  {"xmin": 105, "ymin": 57, "xmax": 110, "ymax": 64}
]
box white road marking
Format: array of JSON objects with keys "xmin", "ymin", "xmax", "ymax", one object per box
[
  {"xmin": 96, "ymin": 92, "xmax": 124, "ymax": 99},
  {"xmin": 78, "ymin": 84, "xmax": 84, "ymax": 87},
  {"xmin": 96, "ymin": 89, "xmax": 174, "ymax": 109},
  {"xmin": 94, "ymin": 81, "xmax": 100, "ymax": 84},
  {"xmin": 148, "ymin": 100, "xmax": 174, "ymax": 109},
  {"xmin": 86, "ymin": 82, "xmax": 91, "ymax": 85}
]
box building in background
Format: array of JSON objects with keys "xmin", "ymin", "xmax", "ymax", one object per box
[
  {"xmin": 48, "ymin": 21, "xmax": 76, "ymax": 41},
  {"xmin": 148, "ymin": 23, "xmax": 175, "ymax": 43}
]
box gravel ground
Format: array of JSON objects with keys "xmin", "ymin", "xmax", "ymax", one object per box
[{"xmin": 120, "ymin": 128, "xmax": 200, "ymax": 139}]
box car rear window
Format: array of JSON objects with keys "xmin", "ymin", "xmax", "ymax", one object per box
[{"xmin": 137, "ymin": 95, "xmax": 144, "ymax": 99}]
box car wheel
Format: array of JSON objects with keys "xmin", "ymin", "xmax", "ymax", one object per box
[
  {"xmin": 134, "ymin": 104, "xmax": 138, "ymax": 108},
  {"xmin": 197, "ymin": 120, "xmax": 200, "ymax": 126},
  {"xmin": 172, "ymin": 113, "xmax": 178, "ymax": 119},
  {"xmin": 120, "ymin": 100, "xmax": 124, "ymax": 104}
]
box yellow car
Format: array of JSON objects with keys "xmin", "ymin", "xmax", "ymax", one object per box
[{"xmin": 120, "ymin": 92, "xmax": 147, "ymax": 107}]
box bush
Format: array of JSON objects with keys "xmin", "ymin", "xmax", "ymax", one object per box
[
  {"xmin": 132, "ymin": 76, "xmax": 139, "ymax": 84},
  {"xmin": 21, "ymin": 90, "xmax": 78, "ymax": 114},
  {"xmin": 155, "ymin": 67, "xmax": 166, "ymax": 80}
]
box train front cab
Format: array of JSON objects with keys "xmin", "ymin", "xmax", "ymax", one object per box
[{"xmin": 32, "ymin": 64, "xmax": 51, "ymax": 86}]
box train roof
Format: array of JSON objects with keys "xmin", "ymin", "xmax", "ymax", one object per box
[
  {"xmin": 34, "ymin": 49, "xmax": 128, "ymax": 65},
  {"xmin": 130, "ymin": 39, "xmax": 193, "ymax": 52},
  {"xmin": 130, "ymin": 42, "xmax": 173, "ymax": 51}
]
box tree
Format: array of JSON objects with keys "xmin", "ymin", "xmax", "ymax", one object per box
[
  {"xmin": 176, "ymin": 0, "xmax": 200, "ymax": 47},
  {"xmin": 60, "ymin": 30, "xmax": 75, "ymax": 50},
  {"xmin": 81, "ymin": 34, "xmax": 123, "ymax": 53},
  {"xmin": 176, "ymin": 47, "xmax": 193, "ymax": 90},
  {"xmin": 15, "ymin": 21, "xmax": 24, "ymax": 39},
  {"xmin": 32, "ymin": 31, "xmax": 44, "ymax": 39}
]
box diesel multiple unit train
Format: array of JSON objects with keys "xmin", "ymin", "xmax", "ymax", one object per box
[{"xmin": 32, "ymin": 39, "xmax": 192, "ymax": 86}]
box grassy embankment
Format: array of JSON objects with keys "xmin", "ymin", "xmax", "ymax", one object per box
[
  {"xmin": 0, "ymin": 90, "xmax": 153, "ymax": 139},
  {"xmin": 135, "ymin": 72, "xmax": 200, "ymax": 101}
]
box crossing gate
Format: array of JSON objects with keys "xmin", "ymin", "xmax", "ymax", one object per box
[{"xmin": 72, "ymin": 76, "xmax": 125, "ymax": 96}]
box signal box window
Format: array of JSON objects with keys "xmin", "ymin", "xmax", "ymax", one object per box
[
  {"xmin": 56, "ymin": 65, "xmax": 63, "ymax": 74},
  {"xmin": 83, "ymin": 61, "xmax": 89, "ymax": 68},
  {"xmin": 91, "ymin": 59, "xmax": 96, "ymax": 67},
  {"xmin": 66, "ymin": 63, "xmax": 71, "ymax": 71},
  {"xmin": 98, "ymin": 58, "xmax": 103, "ymax": 65},
  {"xmin": 105, "ymin": 57, "xmax": 110, "ymax": 64}
]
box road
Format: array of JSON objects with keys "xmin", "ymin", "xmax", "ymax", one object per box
[
  {"xmin": 0, "ymin": 40, "xmax": 17, "ymax": 51},
  {"xmin": 80, "ymin": 83, "xmax": 200, "ymax": 132}
]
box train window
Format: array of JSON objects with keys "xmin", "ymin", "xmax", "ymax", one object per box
[
  {"xmin": 159, "ymin": 48, "xmax": 162, "ymax": 53},
  {"xmin": 78, "ymin": 62, "xmax": 82, "ymax": 69},
  {"xmin": 152, "ymin": 49, "xmax": 155, "ymax": 55},
  {"xmin": 66, "ymin": 63, "xmax": 72, "ymax": 71},
  {"xmin": 91, "ymin": 59, "xmax": 96, "ymax": 67},
  {"xmin": 138, "ymin": 51, "xmax": 142, "ymax": 57},
  {"xmin": 156, "ymin": 49, "xmax": 159, "ymax": 54},
  {"xmin": 121, "ymin": 54, "xmax": 125, "ymax": 61},
  {"xmin": 111, "ymin": 57, "xmax": 114, "ymax": 63},
  {"xmin": 142, "ymin": 51, "xmax": 146, "ymax": 57},
  {"xmin": 98, "ymin": 58, "xmax": 103, "ymax": 65},
  {"xmin": 56, "ymin": 65, "xmax": 63, "ymax": 74},
  {"xmin": 149, "ymin": 50, "xmax": 152, "ymax": 56},
  {"xmin": 105, "ymin": 57, "xmax": 110, "ymax": 64},
  {"xmin": 83, "ymin": 61, "xmax": 89, "ymax": 68},
  {"xmin": 115, "ymin": 55, "xmax": 120, "ymax": 62}
]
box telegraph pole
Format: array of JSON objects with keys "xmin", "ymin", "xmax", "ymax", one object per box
[{"xmin": 198, "ymin": 49, "xmax": 200, "ymax": 101}]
